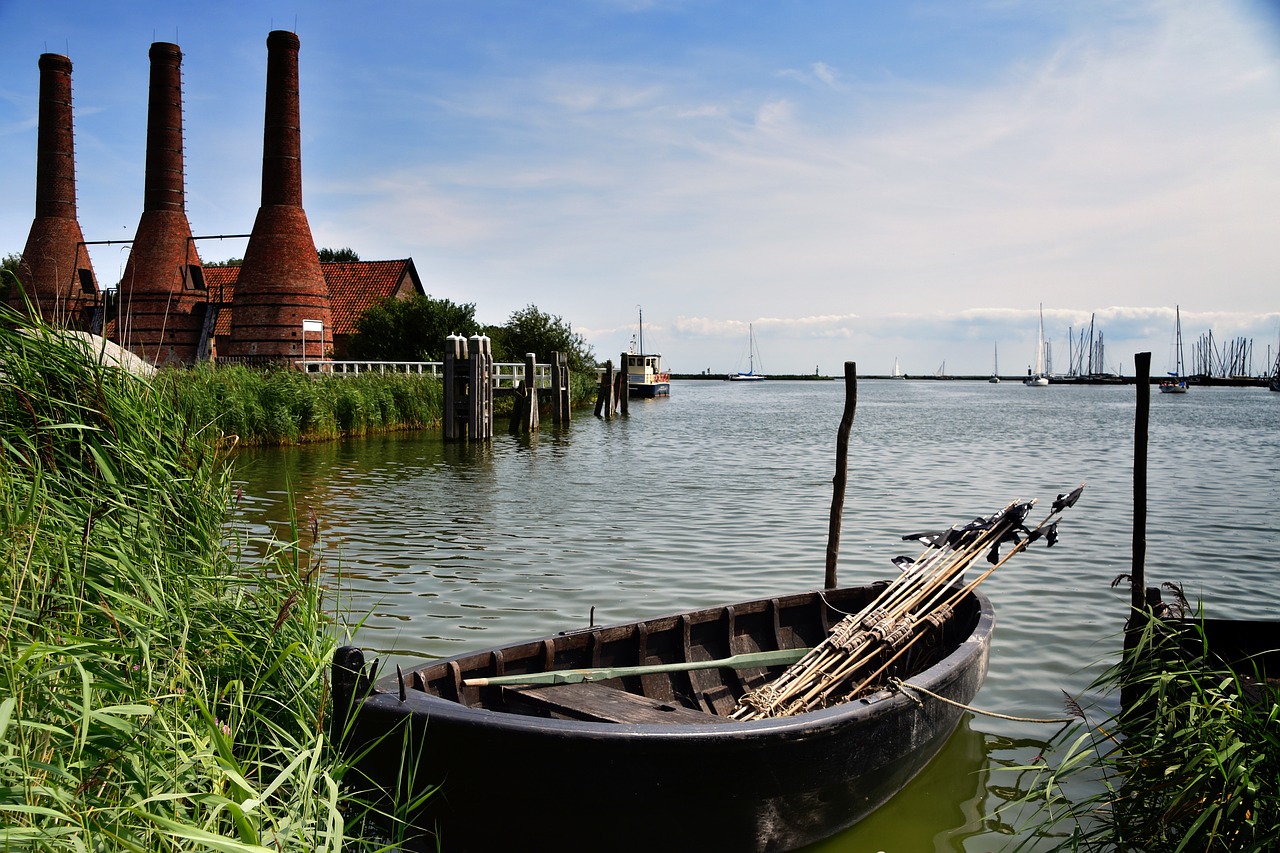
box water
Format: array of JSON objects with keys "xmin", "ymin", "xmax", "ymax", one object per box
[{"xmin": 231, "ymin": 379, "xmax": 1280, "ymax": 851}]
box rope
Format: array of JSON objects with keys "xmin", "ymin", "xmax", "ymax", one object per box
[{"xmin": 888, "ymin": 678, "xmax": 1079, "ymax": 724}]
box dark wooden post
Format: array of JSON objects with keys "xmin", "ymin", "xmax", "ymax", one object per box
[
  {"xmin": 443, "ymin": 335, "xmax": 458, "ymax": 440},
  {"xmin": 443, "ymin": 334, "xmax": 469, "ymax": 440},
  {"xmin": 825, "ymin": 362, "xmax": 858, "ymax": 589},
  {"xmin": 524, "ymin": 352, "xmax": 539, "ymax": 432},
  {"xmin": 559, "ymin": 352, "xmax": 571, "ymax": 423},
  {"xmin": 477, "ymin": 335, "xmax": 494, "ymax": 439},
  {"xmin": 619, "ymin": 352, "xmax": 630, "ymax": 416},
  {"xmin": 467, "ymin": 335, "xmax": 484, "ymax": 439},
  {"xmin": 595, "ymin": 360, "xmax": 615, "ymax": 419},
  {"xmin": 1123, "ymin": 351, "xmax": 1152, "ymax": 710},
  {"xmin": 551, "ymin": 351, "xmax": 564, "ymax": 425}
]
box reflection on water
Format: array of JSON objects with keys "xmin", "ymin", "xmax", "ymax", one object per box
[
  {"xmin": 803, "ymin": 716, "xmax": 991, "ymax": 852},
  {"xmin": 230, "ymin": 379, "xmax": 1280, "ymax": 850}
]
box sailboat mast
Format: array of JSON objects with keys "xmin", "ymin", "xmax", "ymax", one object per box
[
  {"xmin": 1036, "ymin": 304, "xmax": 1045, "ymax": 375},
  {"xmin": 638, "ymin": 306, "xmax": 645, "ymax": 356},
  {"xmin": 1175, "ymin": 305, "xmax": 1184, "ymax": 377}
]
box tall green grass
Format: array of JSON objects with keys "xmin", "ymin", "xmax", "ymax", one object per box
[
  {"xmin": 0, "ymin": 311, "xmax": 415, "ymax": 850},
  {"xmin": 1008, "ymin": 601, "xmax": 1280, "ymax": 851},
  {"xmin": 159, "ymin": 364, "xmax": 600, "ymax": 447},
  {"xmin": 158, "ymin": 365, "xmax": 444, "ymax": 446}
]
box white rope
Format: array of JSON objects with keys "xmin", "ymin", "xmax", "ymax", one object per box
[{"xmin": 889, "ymin": 677, "xmax": 1078, "ymax": 724}]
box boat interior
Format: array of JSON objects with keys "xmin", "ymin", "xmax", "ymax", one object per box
[{"xmin": 392, "ymin": 583, "xmax": 981, "ymax": 723}]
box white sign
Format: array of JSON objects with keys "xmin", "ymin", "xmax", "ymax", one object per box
[{"xmin": 302, "ymin": 319, "xmax": 323, "ymax": 333}]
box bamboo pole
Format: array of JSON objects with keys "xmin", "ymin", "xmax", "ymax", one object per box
[
  {"xmin": 464, "ymin": 647, "xmax": 812, "ymax": 687},
  {"xmin": 732, "ymin": 489, "xmax": 1083, "ymax": 720}
]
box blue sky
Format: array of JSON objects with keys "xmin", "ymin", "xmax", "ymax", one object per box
[{"xmin": 3, "ymin": 0, "xmax": 1279, "ymax": 376}]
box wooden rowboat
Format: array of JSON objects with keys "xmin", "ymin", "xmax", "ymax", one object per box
[{"xmin": 332, "ymin": 581, "xmax": 994, "ymax": 852}]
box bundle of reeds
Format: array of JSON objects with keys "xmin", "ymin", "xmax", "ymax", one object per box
[{"xmin": 732, "ymin": 486, "xmax": 1084, "ymax": 720}]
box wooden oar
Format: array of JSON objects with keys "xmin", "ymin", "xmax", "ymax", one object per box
[{"xmin": 464, "ymin": 647, "xmax": 812, "ymax": 687}]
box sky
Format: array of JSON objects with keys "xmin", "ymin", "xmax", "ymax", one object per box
[{"xmin": 2, "ymin": 0, "xmax": 1279, "ymax": 377}]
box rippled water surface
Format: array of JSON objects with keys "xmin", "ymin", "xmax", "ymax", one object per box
[{"xmin": 232, "ymin": 379, "xmax": 1280, "ymax": 851}]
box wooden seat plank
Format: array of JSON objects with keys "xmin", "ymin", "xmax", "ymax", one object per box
[{"xmin": 505, "ymin": 682, "xmax": 731, "ymax": 725}]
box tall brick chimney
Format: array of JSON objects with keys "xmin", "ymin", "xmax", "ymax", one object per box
[
  {"xmin": 225, "ymin": 30, "xmax": 331, "ymax": 363},
  {"xmin": 9, "ymin": 53, "xmax": 99, "ymax": 326},
  {"xmin": 117, "ymin": 42, "xmax": 204, "ymax": 365}
]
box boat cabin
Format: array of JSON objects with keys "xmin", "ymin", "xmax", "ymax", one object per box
[{"xmin": 624, "ymin": 352, "xmax": 670, "ymax": 397}]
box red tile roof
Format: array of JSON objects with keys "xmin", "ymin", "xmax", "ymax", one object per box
[
  {"xmin": 324, "ymin": 259, "xmax": 421, "ymax": 335},
  {"xmin": 202, "ymin": 258, "xmax": 422, "ymax": 337}
]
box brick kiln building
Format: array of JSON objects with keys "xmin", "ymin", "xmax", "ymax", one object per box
[
  {"xmin": 6, "ymin": 53, "xmax": 101, "ymax": 328},
  {"xmin": 203, "ymin": 259, "xmax": 425, "ymax": 360},
  {"xmin": 9, "ymin": 31, "xmax": 421, "ymax": 368}
]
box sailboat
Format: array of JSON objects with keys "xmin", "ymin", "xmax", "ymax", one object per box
[
  {"xmin": 892, "ymin": 357, "xmax": 905, "ymax": 380},
  {"xmin": 727, "ymin": 324, "xmax": 767, "ymax": 381},
  {"xmin": 1159, "ymin": 305, "xmax": 1188, "ymax": 395},
  {"xmin": 989, "ymin": 343, "xmax": 1000, "ymax": 384},
  {"xmin": 624, "ymin": 306, "xmax": 671, "ymax": 398},
  {"xmin": 1271, "ymin": 336, "xmax": 1280, "ymax": 393},
  {"xmin": 1024, "ymin": 305, "xmax": 1049, "ymax": 386}
]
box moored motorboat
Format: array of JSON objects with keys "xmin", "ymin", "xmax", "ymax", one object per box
[{"xmin": 624, "ymin": 306, "xmax": 670, "ymax": 397}]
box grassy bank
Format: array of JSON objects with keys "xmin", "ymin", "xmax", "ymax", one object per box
[
  {"xmin": 0, "ymin": 314, "xmax": 385, "ymax": 850},
  {"xmin": 159, "ymin": 364, "xmax": 600, "ymax": 446},
  {"xmin": 159, "ymin": 365, "xmax": 443, "ymax": 446}
]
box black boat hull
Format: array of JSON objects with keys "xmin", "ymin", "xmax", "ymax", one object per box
[{"xmin": 335, "ymin": 585, "xmax": 994, "ymax": 852}]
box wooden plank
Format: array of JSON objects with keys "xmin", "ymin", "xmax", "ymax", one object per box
[{"xmin": 504, "ymin": 682, "xmax": 731, "ymax": 725}]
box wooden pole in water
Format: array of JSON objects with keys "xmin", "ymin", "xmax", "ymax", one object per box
[
  {"xmin": 619, "ymin": 353, "xmax": 630, "ymax": 416},
  {"xmin": 524, "ymin": 352, "xmax": 539, "ymax": 432},
  {"xmin": 1124, "ymin": 351, "xmax": 1151, "ymax": 710},
  {"xmin": 1131, "ymin": 352, "xmax": 1150, "ymax": 611},
  {"xmin": 595, "ymin": 360, "xmax": 614, "ymax": 419},
  {"xmin": 825, "ymin": 361, "xmax": 857, "ymax": 589}
]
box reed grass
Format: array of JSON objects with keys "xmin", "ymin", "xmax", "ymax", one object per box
[
  {"xmin": 158, "ymin": 364, "xmax": 444, "ymax": 446},
  {"xmin": 0, "ymin": 311, "xmax": 426, "ymax": 850},
  {"xmin": 1008, "ymin": 604, "xmax": 1280, "ymax": 852},
  {"xmin": 159, "ymin": 364, "xmax": 599, "ymax": 447}
]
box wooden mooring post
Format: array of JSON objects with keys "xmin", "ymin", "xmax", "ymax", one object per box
[
  {"xmin": 825, "ymin": 362, "xmax": 858, "ymax": 589},
  {"xmin": 1122, "ymin": 351, "xmax": 1152, "ymax": 711},
  {"xmin": 443, "ymin": 334, "xmax": 494, "ymax": 440},
  {"xmin": 550, "ymin": 351, "xmax": 572, "ymax": 425},
  {"xmin": 594, "ymin": 360, "xmax": 616, "ymax": 419},
  {"xmin": 509, "ymin": 352, "xmax": 541, "ymax": 434}
]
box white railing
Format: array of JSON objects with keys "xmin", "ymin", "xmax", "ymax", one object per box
[
  {"xmin": 297, "ymin": 359, "xmax": 552, "ymax": 389},
  {"xmin": 296, "ymin": 360, "xmax": 443, "ymax": 375},
  {"xmin": 491, "ymin": 362, "xmax": 552, "ymax": 389}
]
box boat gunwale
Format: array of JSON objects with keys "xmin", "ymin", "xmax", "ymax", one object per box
[{"xmin": 356, "ymin": 585, "xmax": 994, "ymax": 739}]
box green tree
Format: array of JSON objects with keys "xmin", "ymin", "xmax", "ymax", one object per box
[
  {"xmin": 348, "ymin": 294, "xmax": 480, "ymax": 361},
  {"xmin": 318, "ymin": 247, "xmax": 360, "ymax": 263},
  {"xmin": 202, "ymin": 257, "xmax": 243, "ymax": 267},
  {"xmin": 1, "ymin": 253, "xmax": 22, "ymax": 302},
  {"xmin": 496, "ymin": 304, "xmax": 596, "ymax": 373}
]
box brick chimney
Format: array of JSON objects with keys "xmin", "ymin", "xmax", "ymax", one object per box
[
  {"xmin": 10, "ymin": 53, "xmax": 99, "ymax": 326},
  {"xmin": 117, "ymin": 42, "xmax": 204, "ymax": 365},
  {"xmin": 224, "ymin": 30, "xmax": 331, "ymax": 363}
]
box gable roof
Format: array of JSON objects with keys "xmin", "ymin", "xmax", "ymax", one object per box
[
  {"xmin": 324, "ymin": 259, "xmax": 422, "ymax": 335},
  {"xmin": 203, "ymin": 258, "xmax": 423, "ymax": 337}
]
